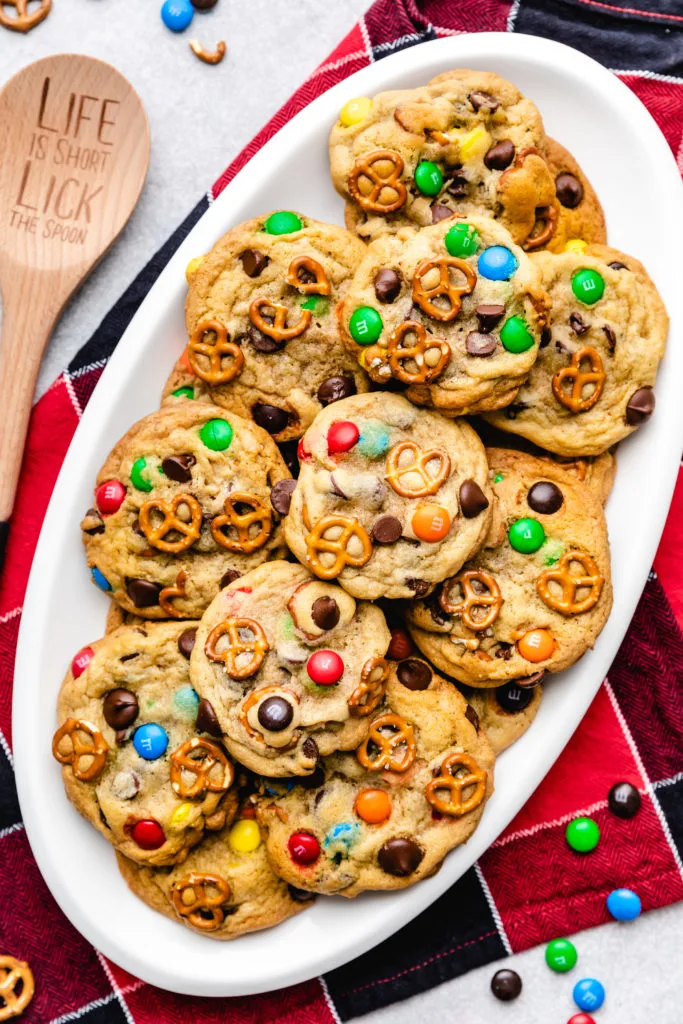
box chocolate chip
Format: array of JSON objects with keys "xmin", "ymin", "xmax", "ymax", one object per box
[
  {"xmin": 125, "ymin": 578, "xmax": 162, "ymax": 608},
  {"xmin": 311, "ymin": 596, "xmax": 340, "ymax": 631},
  {"xmin": 82, "ymin": 508, "xmax": 105, "ymax": 535},
  {"xmin": 569, "ymin": 312, "xmax": 589, "ymax": 335},
  {"xmin": 609, "ymin": 261, "xmax": 627, "ymax": 271},
  {"xmin": 258, "ymin": 696, "xmax": 293, "ymax": 732},
  {"xmin": 608, "ymin": 781, "xmax": 641, "ymax": 819},
  {"xmin": 406, "ymin": 578, "xmax": 430, "ymax": 597},
  {"xmin": 131, "ymin": 517, "xmax": 144, "ymax": 537},
  {"xmin": 494, "ymin": 643, "xmax": 513, "ymax": 661},
  {"xmin": 177, "ymin": 628, "xmax": 197, "ymax": 659},
  {"xmin": 431, "ymin": 204, "xmax": 453, "ymax": 223},
  {"xmin": 161, "ymin": 454, "xmax": 196, "ymax": 483},
  {"xmin": 103, "ymin": 689, "xmax": 139, "ymax": 730},
  {"xmin": 495, "ymin": 683, "xmax": 534, "ymax": 713},
  {"xmin": 220, "ymin": 569, "xmax": 241, "ymax": 589},
  {"xmin": 555, "ymin": 172, "xmax": 583, "ymax": 209},
  {"xmin": 239, "ymin": 248, "xmax": 269, "ymax": 278},
  {"xmin": 504, "ymin": 402, "xmax": 528, "ymax": 419},
  {"xmin": 300, "ymin": 763, "xmax": 325, "ymax": 789},
  {"xmin": 372, "ymin": 515, "xmax": 402, "ymax": 544},
  {"xmin": 252, "ymin": 403, "xmax": 290, "ymax": 434},
  {"xmin": 278, "ymin": 440, "xmax": 300, "ymax": 478},
  {"xmin": 426, "ymin": 590, "xmax": 450, "ymax": 625},
  {"xmin": 302, "ymin": 737, "xmax": 318, "ymax": 761},
  {"xmin": 192, "ymin": 0, "xmax": 218, "ymax": 8},
  {"xmin": 475, "ymin": 303, "xmax": 505, "ymax": 333},
  {"xmin": 516, "ymin": 670, "xmax": 545, "ymax": 688},
  {"xmin": 249, "ymin": 324, "xmax": 283, "ymax": 353},
  {"xmin": 626, "ymin": 387, "xmax": 655, "ymax": 425},
  {"xmin": 484, "ymin": 139, "xmax": 514, "ymax": 170},
  {"xmin": 491, "ymin": 969, "xmax": 522, "ymax": 1002},
  {"xmin": 466, "ymin": 331, "xmax": 497, "ymax": 357},
  {"xmin": 459, "ymin": 480, "xmax": 490, "ymax": 518},
  {"xmin": 271, "ymin": 478, "xmax": 296, "ymax": 515},
  {"xmin": 317, "ymin": 376, "xmax": 357, "ymax": 406},
  {"xmin": 396, "ymin": 658, "xmax": 432, "ymax": 691},
  {"xmin": 468, "ymin": 90, "xmax": 499, "ymax": 113},
  {"xmin": 603, "ymin": 325, "xmax": 617, "ymax": 354},
  {"xmin": 465, "ymin": 705, "xmax": 480, "ymax": 732},
  {"xmin": 287, "ymin": 885, "xmax": 316, "ymax": 903},
  {"xmin": 447, "ymin": 175, "xmax": 468, "ymax": 197},
  {"xmin": 540, "ymin": 327, "xmax": 552, "ymax": 348},
  {"xmin": 119, "ymin": 653, "xmax": 139, "ymax": 663},
  {"xmin": 527, "ymin": 481, "xmax": 563, "ymax": 515},
  {"xmin": 196, "ymin": 698, "xmax": 221, "ymax": 736},
  {"xmin": 378, "ymin": 837, "xmax": 424, "ymax": 876},
  {"xmin": 374, "ymin": 268, "xmax": 402, "ymax": 304}
]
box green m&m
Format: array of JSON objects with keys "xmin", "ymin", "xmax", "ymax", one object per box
[
  {"xmin": 414, "ymin": 161, "xmax": 444, "ymax": 196},
  {"xmin": 571, "ymin": 268, "xmax": 605, "ymax": 305},
  {"xmin": 263, "ymin": 211, "xmax": 303, "ymax": 235},
  {"xmin": 349, "ymin": 306, "xmax": 383, "ymax": 345},
  {"xmin": 200, "ymin": 418, "xmax": 233, "ymax": 451},
  {"xmin": 301, "ymin": 295, "xmax": 329, "ymax": 315},
  {"xmin": 545, "ymin": 938, "xmax": 578, "ymax": 973},
  {"xmin": 445, "ymin": 222, "xmax": 479, "ymax": 258},
  {"xmin": 508, "ymin": 517, "xmax": 545, "ymax": 553},
  {"xmin": 130, "ymin": 457, "xmax": 153, "ymax": 492},
  {"xmin": 566, "ymin": 816, "xmax": 600, "ymax": 852},
  {"xmin": 172, "ymin": 386, "xmax": 194, "ymax": 399},
  {"xmin": 500, "ymin": 315, "xmax": 535, "ymax": 353}
]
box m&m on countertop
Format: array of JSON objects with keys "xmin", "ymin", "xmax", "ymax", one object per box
[
  {"xmin": 573, "ymin": 978, "xmax": 605, "ymax": 1012},
  {"xmin": 307, "ymin": 650, "xmax": 344, "ymax": 685},
  {"xmin": 161, "ymin": 0, "xmax": 194, "ymax": 31},
  {"xmin": 490, "ymin": 968, "xmax": 522, "ymax": 1001},
  {"xmin": 567, "ymin": 1016, "xmax": 596, "ymax": 1024},
  {"xmin": 545, "ymin": 937, "xmax": 578, "ymax": 973}
]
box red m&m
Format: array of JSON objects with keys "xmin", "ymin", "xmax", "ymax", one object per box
[
  {"xmin": 568, "ymin": 1015, "xmax": 596, "ymax": 1024},
  {"xmin": 71, "ymin": 646, "xmax": 95, "ymax": 679},
  {"xmin": 288, "ymin": 831, "xmax": 320, "ymax": 865},
  {"xmin": 131, "ymin": 819, "xmax": 166, "ymax": 850},
  {"xmin": 297, "ymin": 438, "xmax": 312, "ymax": 462},
  {"xmin": 307, "ymin": 650, "xmax": 344, "ymax": 685},
  {"xmin": 327, "ymin": 421, "xmax": 359, "ymax": 454},
  {"xmin": 95, "ymin": 480, "xmax": 125, "ymax": 515},
  {"xmin": 387, "ymin": 627, "xmax": 414, "ymax": 661}
]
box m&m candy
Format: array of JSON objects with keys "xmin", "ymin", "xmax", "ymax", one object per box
[
  {"xmin": 263, "ymin": 211, "xmax": 303, "ymax": 235},
  {"xmin": 71, "ymin": 646, "xmax": 95, "ymax": 679},
  {"xmin": 133, "ymin": 723, "xmax": 169, "ymax": 761},
  {"xmin": 130, "ymin": 457, "xmax": 153, "ymax": 492},
  {"xmin": 358, "ymin": 422, "xmax": 390, "ymax": 458},
  {"xmin": 565, "ymin": 238, "xmax": 588, "ymax": 253},
  {"xmin": 199, "ymin": 418, "xmax": 233, "ymax": 451},
  {"xmin": 185, "ymin": 256, "xmax": 203, "ymax": 282},
  {"xmin": 571, "ymin": 268, "xmax": 605, "ymax": 304},
  {"xmin": 414, "ymin": 161, "xmax": 444, "ymax": 196},
  {"xmin": 161, "ymin": 0, "xmax": 194, "ymax": 31},
  {"xmin": 508, "ymin": 517, "xmax": 545, "ymax": 553},
  {"xmin": 172, "ymin": 386, "xmax": 194, "ymax": 400},
  {"xmin": 500, "ymin": 316, "xmax": 535, "ymax": 353},
  {"xmin": 566, "ymin": 816, "xmax": 600, "ymax": 853},
  {"xmin": 545, "ymin": 937, "xmax": 578, "ymax": 973},
  {"xmin": 327, "ymin": 421, "xmax": 359, "ymax": 454},
  {"xmin": 355, "ymin": 788, "xmax": 392, "ymax": 824},
  {"xmin": 307, "ymin": 650, "xmax": 344, "ymax": 685},
  {"xmin": 288, "ymin": 831, "xmax": 320, "ymax": 865},
  {"xmin": 228, "ymin": 819, "xmax": 262, "ymax": 853},
  {"xmin": 606, "ymin": 887, "xmax": 641, "ymax": 921},
  {"xmin": 568, "ymin": 1016, "xmax": 596, "ymax": 1024},
  {"xmin": 573, "ymin": 978, "xmax": 605, "ymax": 1013},
  {"xmin": 340, "ymin": 97, "xmax": 372, "ymax": 126},
  {"xmin": 169, "ymin": 803, "xmax": 194, "ymax": 828},
  {"xmin": 91, "ymin": 567, "xmax": 112, "ymax": 592},
  {"xmin": 445, "ymin": 222, "xmax": 479, "ymax": 258},
  {"xmin": 478, "ymin": 246, "xmax": 518, "ymax": 281},
  {"xmin": 387, "ymin": 627, "xmax": 414, "ymax": 661},
  {"xmin": 131, "ymin": 819, "xmax": 166, "ymax": 850},
  {"xmin": 490, "ymin": 969, "xmax": 522, "ymax": 1001},
  {"xmin": 412, "ymin": 505, "xmax": 450, "ymax": 543},
  {"xmin": 517, "ymin": 628, "xmax": 555, "ymax": 662},
  {"xmin": 349, "ymin": 307, "xmax": 383, "ymax": 345},
  {"xmin": 95, "ymin": 480, "xmax": 125, "ymax": 515},
  {"xmin": 173, "ymin": 685, "xmax": 200, "ymax": 716},
  {"xmin": 607, "ymin": 781, "xmax": 641, "ymax": 819}
]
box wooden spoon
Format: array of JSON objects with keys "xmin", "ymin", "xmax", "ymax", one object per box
[{"xmin": 0, "ymin": 54, "xmax": 150, "ymax": 564}]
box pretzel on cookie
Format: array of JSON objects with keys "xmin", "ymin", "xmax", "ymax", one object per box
[
  {"xmin": 536, "ymin": 550, "xmax": 604, "ymax": 615},
  {"xmin": 552, "ymin": 346, "xmax": 605, "ymax": 413},
  {"xmin": 205, "ymin": 617, "xmax": 269, "ymax": 679},
  {"xmin": 170, "ymin": 736, "xmax": 234, "ymax": 799},
  {"xmin": 52, "ymin": 719, "xmax": 108, "ymax": 781},
  {"xmin": 139, "ymin": 494, "xmax": 202, "ymax": 553},
  {"xmin": 348, "ymin": 149, "xmax": 407, "ymax": 213},
  {"xmin": 412, "ymin": 257, "xmax": 476, "ymax": 322},
  {"xmin": 425, "ymin": 752, "xmax": 487, "ymax": 816},
  {"xmin": 211, "ymin": 493, "xmax": 272, "ymax": 553},
  {"xmin": 439, "ymin": 569, "xmax": 503, "ymax": 631},
  {"xmin": 348, "ymin": 657, "xmax": 390, "ymax": 717},
  {"xmin": 188, "ymin": 319, "xmax": 244, "ymax": 385},
  {"xmin": 286, "ymin": 256, "xmax": 331, "ymax": 296},
  {"xmin": 249, "ymin": 298, "xmax": 311, "ymax": 343},
  {"xmin": 387, "ymin": 321, "xmax": 450, "ymax": 385},
  {"xmin": 306, "ymin": 514, "xmax": 372, "ymax": 580},
  {"xmin": 356, "ymin": 713, "xmax": 416, "ymax": 773},
  {"xmin": 385, "ymin": 441, "xmax": 450, "ymax": 498},
  {"xmin": 171, "ymin": 872, "xmax": 231, "ymax": 931}
]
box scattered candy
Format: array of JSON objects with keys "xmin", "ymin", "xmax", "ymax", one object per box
[
  {"xmin": 358, "ymin": 421, "xmax": 391, "ymax": 458},
  {"xmin": 607, "ymin": 781, "xmax": 641, "ymax": 819},
  {"xmin": 185, "ymin": 255, "xmax": 203, "ymax": 281},
  {"xmin": 161, "ymin": 0, "xmax": 194, "ymax": 32},
  {"xmin": 500, "ymin": 315, "xmax": 534, "ymax": 353},
  {"xmin": 573, "ymin": 978, "xmax": 605, "ymax": 1013},
  {"xmin": 387, "ymin": 627, "xmax": 414, "ymax": 661},
  {"xmin": 414, "ymin": 161, "xmax": 444, "ymax": 196},
  {"xmin": 307, "ymin": 650, "xmax": 344, "ymax": 685},
  {"xmin": 355, "ymin": 788, "xmax": 392, "ymax": 824},
  {"xmin": 91, "ymin": 567, "xmax": 112, "ymax": 592},
  {"xmin": 490, "ymin": 968, "xmax": 522, "ymax": 1001},
  {"xmin": 571, "ymin": 268, "xmax": 605, "ymax": 305},
  {"xmin": 327, "ymin": 421, "xmax": 360, "ymax": 454},
  {"xmin": 133, "ymin": 723, "xmax": 169, "ymax": 761},
  {"xmin": 545, "ymin": 937, "xmax": 578, "ymax": 973},
  {"xmin": 199, "ymin": 417, "xmax": 233, "ymax": 450},
  {"xmin": 349, "ymin": 306, "xmax": 383, "ymax": 345},
  {"xmin": 170, "ymin": 802, "xmax": 194, "ymax": 827},
  {"xmin": 130, "ymin": 457, "xmax": 153, "ymax": 492},
  {"xmin": 412, "ymin": 504, "xmax": 450, "ymax": 543},
  {"xmin": 565, "ymin": 239, "xmax": 588, "ymax": 253},
  {"xmin": 172, "ymin": 386, "xmax": 194, "ymax": 399},
  {"xmin": 566, "ymin": 816, "xmax": 600, "ymax": 853},
  {"xmin": 508, "ymin": 517, "xmax": 545, "ymax": 553},
  {"xmin": 478, "ymin": 246, "xmax": 518, "ymax": 281},
  {"xmin": 71, "ymin": 646, "xmax": 95, "ymax": 679},
  {"xmin": 606, "ymin": 887, "xmax": 641, "ymax": 921},
  {"xmin": 229, "ymin": 818, "xmax": 262, "ymax": 853},
  {"xmin": 340, "ymin": 96, "xmax": 372, "ymax": 126},
  {"xmin": 95, "ymin": 480, "xmax": 125, "ymax": 515},
  {"xmin": 517, "ymin": 628, "xmax": 555, "ymax": 662},
  {"xmin": 173, "ymin": 685, "xmax": 200, "ymax": 716},
  {"xmin": 131, "ymin": 819, "xmax": 166, "ymax": 850},
  {"xmin": 288, "ymin": 831, "xmax": 320, "ymax": 865},
  {"xmin": 263, "ymin": 211, "xmax": 303, "ymax": 235},
  {"xmin": 445, "ymin": 222, "xmax": 479, "ymax": 258},
  {"xmin": 568, "ymin": 1015, "xmax": 596, "ymax": 1024}
]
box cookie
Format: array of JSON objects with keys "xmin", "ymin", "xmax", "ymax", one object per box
[
  {"xmin": 163, "ymin": 212, "xmax": 369, "ymax": 442},
  {"xmin": 339, "ymin": 215, "xmax": 550, "ymax": 416},
  {"xmin": 485, "ymin": 246, "xmax": 669, "ymax": 455},
  {"xmin": 465, "ymin": 680, "xmax": 542, "ymax": 754},
  {"xmin": 117, "ymin": 809, "xmax": 313, "ymax": 939},
  {"xmin": 256, "ymin": 660, "xmax": 494, "ymax": 896},
  {"xmin": 406, "ymin": 448, "xmax": 612, "ymax": 686},
  {"xmin": 331, "ymin": 70, "xmax": 555, "ymax": 247},
  {"xmin": 283, "ymin": 393, "xmax": 492, "ymax": 600},
  {"xmin": 190, "ymin": 560, "xmax": 390, "ymax": 776},
  {"xmin": 105, "ymin": 601, "xmax": 144, "ymax": 634},
  {"xmin": 52, "ymin": 623, "xmax": 238, "ymax": 866},
  {"xmin": 82, "ymin": 404, "xmax": 290, "ymax": 619},
  {"xmin": 542, "ymin": 138, "xmax": 606, "ymax": 253}
]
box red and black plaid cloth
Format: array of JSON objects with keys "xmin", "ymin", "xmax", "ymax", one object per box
[{"xmin": 2, "ymin": 1, "xmax": 683, "ymax": 1021}]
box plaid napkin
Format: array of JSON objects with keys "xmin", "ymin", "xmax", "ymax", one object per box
[{"xmin": 2, "ymin": 1, "xmax": 683, "ymax": 1021}]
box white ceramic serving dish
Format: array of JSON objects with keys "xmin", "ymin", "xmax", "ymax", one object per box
[{"xmin": 14, "ymin": 32, "xmax": 683, "ymax": 997}]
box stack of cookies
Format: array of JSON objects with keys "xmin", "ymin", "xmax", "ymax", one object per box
[{"xmin": 52, "ymin": 69, "xmax": 668, "ymax": 940}]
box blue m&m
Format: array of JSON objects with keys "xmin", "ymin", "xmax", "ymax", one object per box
[
  {"xmin": 133, "ymin": 723, "xmax": 169, "ymax": 761},
  {"xmin": 573, "ymin": 978, "xmax": 605, "ymax": 1013},
  {"xmin": 323, "ymin": 822, "xmax": 361, "ymax": 857},
  {"xmin": 478, "ymin": 246, "xmax": 518, "ymax": 281},
  {"xmin": 91, "ymin": 567, "xmax": 112, "ymax": 592},
  {"xmin": 606, "ymin": 887, "xmax": 641, "ymax": 921},
  {"xmin": 161, "ymin": 0, "xmax": 194, "ymax": 31}
]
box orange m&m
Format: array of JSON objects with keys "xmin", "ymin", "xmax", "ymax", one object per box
[
  {"xmin": 517, "ymin": 628, "xmax": 555, "ymax": 663},
  {"xmin": 354, "ymin": 788, "xmax": 392, "ymax": 824},
  {"xmin": 179, "ymin": 347, "xmax": 194, "ymax": 374},
  {"xmin": 412, "ymin": 504, "xmax": 450, "ymax": 543}
]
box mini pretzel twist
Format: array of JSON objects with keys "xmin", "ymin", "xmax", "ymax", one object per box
[
  {"xmin": 523, "ymin": 204, "xmax": 559, "ymax": 251},
  {"xmin": 205, "ymin": 617, "xmax": 269, "ymax": 679},
  {"xmin": 425, "ymin": 752, "xmax": 487, "ymax": 817},
  {"xmin": 286, "ymin": 256, "xmax": 331, "ymax": 296},
  {"xmin": 189, "ymin": 40, "xmax": 227, "ymax": 65},
  {"xmin": 52, "ymin": 719, "xmax": 108, "ymax": 782},
  {"xmin": 249, "ymin": 298, "xmax": 311, "ymax": 343},
  {"xmin": 412, "ymin": 257, "xmax": 477, "ymax": 322},
  {"xmin": 240, "ymin": 687, "xmax": 299, "ymax": 743},
  {"xmin": 385, "ymin": 441, "xmax": 451, "ymax": 498},
  {"xmin": 0, "ymin": 957, "xmax": 34, "ymax": 1021},
  {"xmin": 387, "ymin": 321, "xmax": 451, "ymax": 385},
  {"xmin": 171, "ymin": 872, "xmax": 231, "ymax": 931},
  {"xmin": 159, "ymin": 570, "xmax": 189, "ymax": 618},
  {"xmin": 439, "ymin": 569, "xmax": 503, "ymax": 631},
  {"xmin": 348, "ymin": 149, "xmax": 407, "ymax": 213},
  {"xmin": 188, "ymin": 319, "xmax": 245, "ymax": 385},
  {"xmin": 306, "ymin": 515, "xmax": 373, "ymax": 580},
  {"xmin": 552, "ymin": 346, "xmax": 605, "ymax": 413},
  {"xmin": 211, "ymin": 492, "xmax": 273, "ymax": 553},
  {"xmin": 139, "ymin": 494, "xmax": 202, "ymax": 553},
  {"xmin": 356, "ymin": 713, "xmax": 416, "ymax": 773},
  {"xmin": 170, "ymin": 736, "xmax": 233, "ymax": 798},
  {"xmin": 348, "ymin": 658, "xmax": 390, "ymax": 718},
  {"xmin": 0, "ymin": 0, "xmax": 51, "ymax": 32},
  {"xmin": 536, "ymin": 550, "xmax": 604, "ymax": 615}
]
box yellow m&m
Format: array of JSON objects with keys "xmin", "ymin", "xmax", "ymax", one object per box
[
  {"xmin": 564, "ymin": 239, "xmax": 587, "ymax": 254},
  {"xmin": 170, "ymin": 802, "xmax": 194, "ymax": 828},
  {"xmin": 340, "ymin": 97, "xmax": 372, "ymax": 127},
  {"xmin": 458, "ymin": 125, "xmax": 491, "ymax": 162},
  {"xmin": 228, "ymin": 818, "xmax": 261, "ymax": 853},
  {"xmin": 185, "ymin": 255, "xmax": 204, "ymax": 282}
]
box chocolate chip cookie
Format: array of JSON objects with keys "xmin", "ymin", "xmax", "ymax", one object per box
[
  {"xmin": 52, "ymin": 622, "xmax": 238, "ymax": 866},
  {"xmin": 190, "ymin": 560, "xmax": 390, "ymax": 776},
  {"xmin": 485, "ymin": 246, "xmax": 669, "ymax": 455},
  {"xmin": 542, "ymin": 138, "xmax": 606, "ymax": 253},
  {"xmin": 283, "ymin": 392, "xmax": 492, "ymax": 600},
  {"xmin": 82, "ymin": 405, "xmax": 290, "ymax": 619},
  {"xmin": 465, "ymin": 679, "xmax": 542, "ymax": 754},
  {"xmin": 406, "ymin": 448, "xmax": 612, "ymax": 686},
  {"xmin": 255, "ymin": 659, "xmax": 494, "ymax": 896},
  {"xmin": 163, "ymin": 212, "xmax": 369, "ymax": 441}
]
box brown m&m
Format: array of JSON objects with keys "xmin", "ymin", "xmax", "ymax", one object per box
[
  {"xmin": 527, "ymin": 481, "xmax": 563, "ymax": 515},
  {"xmin": 396, "ymin": 659, "xmax": 432, "ymax": 691},
  {"xmin": 608, "ymin": 781, "xmax": 641, "ymax": 819}
]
